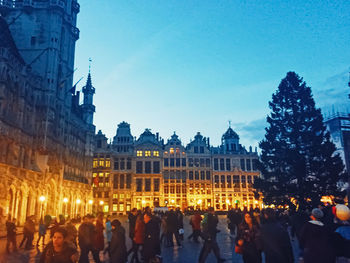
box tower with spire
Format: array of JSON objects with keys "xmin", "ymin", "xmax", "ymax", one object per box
[{"xmin": 81, "ymin": 65, "xmax": 95, "ymax": 125}]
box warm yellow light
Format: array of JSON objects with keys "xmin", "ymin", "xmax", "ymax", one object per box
[
  {"xmin": 63, "ymin": 197, "xmax": 68, "ymax": 203},
  {"xmin": 226, "ymin": 199, "xmax": 230, "ymax": 204},
  {"xmin": 254, "ymin": 200, "xmax": 258, "ymax": 204},
  {"xmin": 89, "ymin": 200, "xmax": 93, "ymax": 204},
  {"xmin": 197, "ymin": 199, "xmax": 202, "ymax": 205},
  {"xmin": 99, "ymin": 200, "xmax": 104, "ymax": 205},
  {"xmin": 76, "ymin": 199, "xmax": 81, "ymax": 204},
  {"xmin": 171, "ymin": 199, "xmax": 175, "ymax": 203},
  {"xmin": 39, "ymin": 196, "xmax": 46, "ymax": 202}
]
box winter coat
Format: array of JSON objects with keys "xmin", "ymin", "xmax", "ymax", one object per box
[
  {"xmin": 300, "ymin": 220, "xmax": 342, "ymax": 263},
  {"xmin": 191, "ymin": 214, "xmax": 202, "ymax": 230},
  {"xmin": 128, "ymin": 213, "xmax": 137, "ymax": 238},
  {"xmin": 105, "ymin": 221, "xmax": 112, "ymax": 243},
  {"xmin": 166, "ymin": 211, "xmax": 178, "ymax": 232},
  {"xmin": 236, "ymin": 222, "xmax": 262, "ymax": 263},
  {"xmin": 143, "ymin": 216, "xmax": 161, "ymax": 262},
  {"xmin": 110, "ymin": 226, "xmax": 127, "ymax": 263},
  {"xmin": 260, "ymin": 220, "xmax": 294, "ymax": 263},
  {"xmin": 78, "ymin": 222, "xmax": 95, "ymax": 248},
  {"xmin": 134, "ymin": 219, "xmax": 145, "ymax": 245},
  {"xmin": 39, "ymin": 241, "xmax": 77, "ymax": 263},
  {"xmin": 93, "ymin": 220, "xmax": 105, "ymax": 251}
]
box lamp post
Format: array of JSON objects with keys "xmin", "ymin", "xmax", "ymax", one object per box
[
  {"xmin": 88, "ymin": 200, "xmax": 93, "ymax": 213},
  {"xmin": 39, "ymin": 195, "xmax": 46, "ymax": 219},
  {"xmin": 76, "ymin": 199, "xmax": 81, "ymax": 217},
  {"xmin": 99, "ymin": 200, "xmax": 104, "ymax": 212},
  {"xmin": 63, "ymin": 198, "xmax": 68, "ymax": 217}
]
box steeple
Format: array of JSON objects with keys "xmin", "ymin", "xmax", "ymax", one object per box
[{"xmin": 82, "ymin": 61, "xmax": 95, "ymax": 125}]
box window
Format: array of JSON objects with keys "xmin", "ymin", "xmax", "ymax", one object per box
[
  {"xmin": 170, "ymin": 170, "xmax": 175, "ymax": 179},
  {"xmin": 154, "ymin": 179, "xmax": 160, "ymax": 192},
  {"xmin": 221, "ymin": 175, "xmax": 225, "ymax": 188},
  {"xmin": 226, "ymin": 158, "xmax": 231, "ymax": 171},
  {"xmin": 105, "ymin": 191, "xmax": 109, "ymax": 198},
  {"xmin": 153, "ymin": 151, "xmax": 159, "ymax": 157},
  {"xmin": 182, "ymin": 158, "xmax": 186, "ymax": 166},
  {"xmin": 252, "ymin": 159, "xmax": 258, "ymax": 171},
  {"xmin": 136, "ymin": 161, "xmax": 143, "ymax": 173},
  {"xmin": 103, "ymin": 205, "xmax": 109, "ymax": 213},
  {"xmin": 170, "ymin": 158, "xmax": 174, "ymax": 167},
  {"xmin": 113, "ymin": 174, "xmax": 118, "ymax": 189},
  {"xmin": 233, "ymin": 175, "xmax": 240, "ymax": 183},
  {"xmin": 113, "ymin": 193, "xmax": 118, "ymax": 199},
  {"xmin": 93, "ymin": 173, "xmax": 97, "ymax": 177},
  {"xmin": 189, "ymin": 158, "xmax": 193, "ymax": 167},
  {"xmin": 176, "ymin": 158, "xmax": 180, "ymax": 167},
  {"xmin": 240, "ymin": 159, "xmax": 245, "ymax": 171},
  {"xmin": 113, "ymin": 204, "xmax": 118, "ymax": 211},
  {"xmin": 182, "ymin": 170, "xmax": 187, "ymax": 181},
  {"xmin": 136, "ymin": 179, "xmax": 142, "ymax": 192},
  {"xmin": 170, "ymin": 148, "xmax": 174, "ymax": 154},
  {"xmin": 200, "ymin": 158, "xmax": 205, "ymax": 167},
  {"xmin": 246, "ymin": 159, "xmax": 251, "ymax": 171},
  {"xmin": 206, "ymin": 158, "xmax": 211, "ymax": 167},
  {"xmin": 145, "ymin": 179, "xmax": 151, "ymax": 191},
  {"xmin": 127, "ymin": 158, "xmax": 132, "ymax": 170},
  {"xmin": 176, "ymin": 185, "xmax": 181, "ymax": 194},
  {"xmin": 163, "ymin": 170, "xmax": 169, "ymax": 179},
  {"xmin": 120, "ymin": 158, "xmax": 125, "ymax": 170},
  {"xmin": 164, "ymin": 186, "xmax": 169, "ymax": 194},
  {"xmin": 31, "ymin": 36, "xmax": 36, "ymax": 45},
  {"xmin": 99, "ymin": 173, "xmax": 104, "ymax": 177},
  {"xmin": 114, "ymin": 159, "xmax": 119, "ymax": 170},
  {"xmin": 164, "ymin": 158, "xmax": 169, "ymax": 167},
  {"xmin": 99, "ymin": 182, "xmax": 104, "ymax": 187},
  {"xmin": 93, "ymin": 159, "xmax": 98, "ymax": 168},
  {"xmin": 200, "ymin": 171, "xmax": 205, "ymax": 180},
  {"xmin": 145, "ymin": 151, "xmax": 151, "ymax": 157},
  {"xmin": 119, "ymin": 204, "xmax": 124, "ymax": 212},
  {"xmin": 137, "ymin": 151, "xmax": 143, "ymax": 157},
  {"xmin": 189, "ymin": 171, "xmax": 193, "ymax": 180},
  {"xmin": 206, "ymin": 171, "xmax": 211, "ymax": 180},
  {"xmin": 153, "ymin": 161, "xmax": 160, "ymax": 173},
  {"xmin": 145, "ymin": 161, "xmax": 151, "ymax": 173},
  {"xmin": 194, "ymin": 146, "xmax": 198, "ymax": 153},
  {"xmin": 214, "ymin": 159, "xmax": 218, "ymax": 170},
  {"xmin": 247, "ymin": 175, "xmax": 252, "ymax": 184},
  {"xmin": 200, "ymin": 146, "xmax": 204, "ymax": 153},
  {"xmin": 195, "ymin": 171, "xmax": 199, "ymax": 180},
  {"xmin": 220, "ymin": 159, "xmax": 225, "ymax": 170},
  {"xmin": 126, "ymin": 174, "xmax": 131, "ymax": 189},
  {"xmin": 120, "ymin": 174, "xmax": 124, "ymax": 189},
  {"xmin": 99, "ymin": 159, "xmax": 104, "ymax": 167},
  {"xmin": 170, "ymin": 185, "xmax": 175, "ymax": 194},
  {"xmin": 106, "ymin": 160, "xmax": 111, "ymax": 168},
  {"xmin": 194, "ymin": 158, "xmax": 199, "ymax": 167}
]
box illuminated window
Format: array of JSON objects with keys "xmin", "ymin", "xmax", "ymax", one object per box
[
  {"xmin": 137, "ymin": 151, "xmax": 143, "ymax": 157},
  {"xmin": 105, "ymin": 182, "xmax": 110, "ymax": 187},
  {"xmin": 113, "ymin": 204, "xmax": 118, "ymax": 211},
  {"xmin": 99, "ymin": 182, "xmax": 104, "ymax": 187},
  {"xmin": 169, "ymin": 148, "xmax": 174, "ymax": 154},
  {"xmin": 99, "ymin": 173, "xmax": 104, "ymax": 177},
  {"xmin": 145, "ymin": 151, "xmax": 151, "ymax": 157},
  {"xmin": 103, "ymin": 205, "xmax": 109, "ymax": 212},
  {"xmin": 106, "ymin": 160, "xmax": 111, "ymax": 167},
  {"xmin": 105, "ymin": 173, "xmax": 110, "ymax": 177},
  {"xmin": 93, "ymin": 173, "xmax": 97, "ymax": 178},
  {"xmin": 93, "ymin": 159, "xmax": 98, "ymax": 168},
  {"xmin": 153, "ymin": 151, "xmax": 159, "ymax": 157},
  {"xmin": 99, "ymin": 159, "xmax": 104, "ymax": 167},
  {"xmin": 119, "ymin": 204, "xmax": 124, "ymax": 212},
  {"xmin": 113, "ymin": 194, "xmax": 118, "ymax": 198}
]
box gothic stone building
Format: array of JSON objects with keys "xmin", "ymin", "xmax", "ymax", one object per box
[
  {"xmin": 0, "ymin": 0, "xmax": 95, "ymax": 226},
  {"xmin": 93, "ymin": 122, "xmax": 261, "ymax": 214}
]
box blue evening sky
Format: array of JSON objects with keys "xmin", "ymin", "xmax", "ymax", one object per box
[{"xmin": 74, "ymin": 1, "xmax": 350, "ymax": 149}]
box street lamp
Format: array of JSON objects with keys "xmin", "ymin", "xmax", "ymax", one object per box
[
  {"xmin": 63, "ymin": 197, "xmax": 68, "ymax": 216},
  {"xmin": 76, "ymin": 199, "xmax": 81, "ymax": 217},
  {"xmin": 39, "ymin": 196, "xmax": 46, "ymax": 219}
]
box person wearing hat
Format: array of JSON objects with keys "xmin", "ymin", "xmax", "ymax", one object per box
[
  {"xmin": 299, "ymin": 208, "xmax": 343, "ymax": 263},
  {"xmin": 109, "ymin": 219, "xmax": 127, "ymax": 263},
  {"xmin": 334, "ymin": 204, "xmax": 350, "ymax": 262}
]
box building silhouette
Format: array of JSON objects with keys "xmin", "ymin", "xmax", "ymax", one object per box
[{"xmin": 93, "ymin": 123, "xmax": 261, "ymax": 214}]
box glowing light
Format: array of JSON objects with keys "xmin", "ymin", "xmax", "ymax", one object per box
[
  {"xmin": 89, "ymin": 200, "xmax": 93, "ymax": 204},
  {"xmin": 171, "ymin": 199, "xmax": 175, "ymax": 204},
  {"xmin": 76, "ymin": 199, "xmax": 81, "ymax": 204},
  {"xmin": 142, "ymin": 200, "xmax": 146, "ymax": 204},
  {"xmin": 226, "ymin": 199, "xmax": 230, "ymax": 204},
  {"xmin": 63, "ymin": 198, "xmax": 68, "ymax": 203},
  {"xmin": 197, "ymin": 199, "xmax": 202, "ymax": 205},
  {"xmin": 99, "ymin": 200, "xmax": 104, "ymax": 205},
  {"xmin": 254, "ymin": 200, "xmax": 258, "ymax": 204},
  {"xmin": 39, "ymin": 196, "xmax": 46, "ymax": 202}
]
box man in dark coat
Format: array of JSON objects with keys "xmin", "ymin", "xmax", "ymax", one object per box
[
  {"xmin": 299, "ymin": 208, "xmax": 344, "ymax": 263},
  {"xmin": 166, "ymin": 210, "xmax": 181, "ymax": 247},
  {"xmin": 143, "ymin": 213, "xmax": 162, "ymax": 263},
  {"xmin": 260, "ymin": 208, "xmax": 294, "ymax": 263},
  {"xmin": 78, "ymin": 215, "xmax": 100, "ymax": 263},
  {"xmin": 110, "ymin": 219, "xmax": 127, "ymax": 263},
  {"xmin": 198, "ymin": 207, "xmax": 225, "ymax": 263},
  {"xmin": 6, "ymin": 216, "xmax": 17, "ymax": 253}
]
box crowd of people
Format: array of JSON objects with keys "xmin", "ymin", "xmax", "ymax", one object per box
[{"xmin": 4, "ymin": 204, "xmax": 350, "ymax": 263}]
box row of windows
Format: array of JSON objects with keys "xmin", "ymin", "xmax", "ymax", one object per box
[
  {"xmin": 93, "ymin": 159, "xmax": 111, "ymax": 168},
  {"xmin": 113, "ymin": 174, "xmax": 132, "ymax": 189},
  {"xmin": 136, "ymin": 161, "xmax": 160, "ymax": 174},
  {"xmin": 164, "ymin": 185, "xmax": 187, "ymax": 194},
  {"xmin": 214, "ymin": 175, "xmax": 255, "ymax": 183},
  {"xmin": 135, "ymin": 178, "xmax": 160, "ymax": 192},
  {"xmin": 136, "ymin": 150, "xmax": 159, "ymax": 157},
  {"xmin": 164, "ymin": 158, "xmax": 187, "ymax": 167},
  {"xmin": 163, "ymin": 170, "xmax": 187, "ymax": 180},
  {"xmin": 188, "ymin": 171, "xmax": 211, "ymax": 180},
  {"xmin": 114, "ymin": 158, "xmax": 132, "ymax": 170}
]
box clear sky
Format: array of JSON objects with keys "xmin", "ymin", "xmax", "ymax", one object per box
[{"xmin": 73, "ymin": 0, "xmax": 350, "ymax": 149}]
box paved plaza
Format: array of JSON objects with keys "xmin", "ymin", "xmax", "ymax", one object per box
[{"xmin": 0, "ymin": 215, "xmax": 300, "ymax": 263}]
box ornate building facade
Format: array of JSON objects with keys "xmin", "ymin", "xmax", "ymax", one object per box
[
  {"xmin": 93, "ymin": 122, "xmax": 261, "ymax": 214},
  {"xmin": 0, "ymin": 0, "xmax": 95, "ymax": 226}
]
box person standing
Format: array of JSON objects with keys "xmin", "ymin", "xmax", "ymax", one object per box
[
  {"xmin": 37, "ymin": 218, "xmax": 47, "ymax": 247},
  {"xmin": 109, "ymin": 219, "xmax": 127, "ymax": 263},
  {"xmin": 78, "ymin": 215, "xmax": 99, "ymax": 263},
  {"xmin": 93, "ymin": 213, "xmax": 104, "ymax": 262},
  {"xmin": 166, "ymin": 210, "xmax": 181, "ymax": 247},
  {"xmin": 198, "ymin": 207, "xmax": 225, "ymax": 263},
  {"xmin": 6, "ymin": 216, "xmax": 17, "ymax": 253},
  {"xmin": 143, "ymin": 211, "xmax": 162, "ymax": 263},
  {"xmin": 299, "ymin": 208, "xmax": 343, "ymax": 263},
  {"xmin": 188, "ymin": 211, "xmax": 202, "ymax": 243},
  {"xmin": 176, "ymin": 208, "xmax": 184, "ymax": 241},
  {"xmin": 235, "ymin": 212, "xmax": 262, "ymax": 263},
  {"xmin": 40, "ymin": 227, "xmax": 79, "ymax": 263},
  {"xmin": 127, "ymin": 208, "xmax": 138, "ymax": 256},
  {"xmin": 104, "ymin": 215, "xmax": 112, "ymax": 257},
  {"xmin": 260, "ymin": 208, "xmax": 294, "ymax": 263},
  {"xmin": 130, "ymin": 212, "xmax": 145, "ymax": 263}
]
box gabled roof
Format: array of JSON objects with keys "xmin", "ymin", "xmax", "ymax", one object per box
[
  {"xmin": 222, "ymin": 127, "xmax": 239, "ymax": 140},
  {"xmin": 0, "ymin": 16, "xmax": 25, "ymax": 64}
]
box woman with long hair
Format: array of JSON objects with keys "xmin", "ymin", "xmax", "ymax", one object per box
[{"xmin": 235, "ymin": 212, "xmax": 262, "ymax": 263}]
